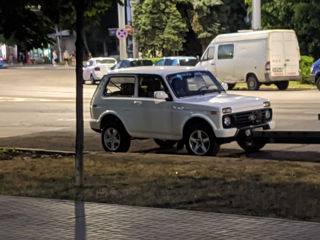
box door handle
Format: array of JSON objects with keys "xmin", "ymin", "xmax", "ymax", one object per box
[
  {"xmin": 133, "ymin": 100, "xmax": 142, "ymax": 105},
  {"xmin": 172, "ymin": 105, "xmax": 184, "ymax": 110}
]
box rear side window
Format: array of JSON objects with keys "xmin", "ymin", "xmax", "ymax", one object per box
[
  {"xmin": 138, "ymin": 75, "xmax": 166, "ymax": 98},
  {"xmin": 105, "ymin": 76, "xmax": 135, "ymax": 97},
  {"xmin": 218, "ymin": 44, "xmax": 234, "ymax": 59},
  {"xmin": 180, "ymin": 59, "xmax": 198, "ymax": 66}
]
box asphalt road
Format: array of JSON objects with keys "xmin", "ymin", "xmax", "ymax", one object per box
[{"xmin": 0, "ymin": 67, "xmax": 319, "ymax": 161}]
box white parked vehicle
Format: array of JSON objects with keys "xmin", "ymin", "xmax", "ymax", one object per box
[
  {"xmin": 90, "ymin": 67, "xmax": 274, "ymax": 156},
  {"xmin": 83, "ymin": 57, "xmax": 117, "ymax": 84},
  {"xmin": 197, "ymin": 30, "xmax": 301, "ymax": 90}
]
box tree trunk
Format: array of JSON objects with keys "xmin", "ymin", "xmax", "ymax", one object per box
[{"xmin": 75, "ymin": 0, "xmax": 84, "ymax": 187}]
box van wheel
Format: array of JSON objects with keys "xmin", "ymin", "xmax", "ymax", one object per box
[
  {"xmin": 185, "ymin": 124, "xmax": 220, "ymax": 156},
  {"xmin": 236, "ymin": 130, "xmax": 266, "ymax": 153},
  {"xmin": 275, "ymin": 81, "xmax": 289, "ymax": 90},
  {"xmin": 247, "ymin": 75, "xmax": 260, "ymax": 90},
  {"xmin": 154, "ymin": 139, "xmax": 177, "ymax": 148},
  {"xmin": 101, "ymin": 122, "xmax": 130, "ymax": 152},
  {"xmin": 316, "ymin": 77, "xmax": 320, "ymax": 90},
  {"xmin": 227, "ymin": 83, "xmax": 236, "ymax": 90}
]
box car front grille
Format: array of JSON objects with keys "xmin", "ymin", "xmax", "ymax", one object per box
[{"xmin": 223, "ymin": 108, "xmax": 272, "ymax": 129}]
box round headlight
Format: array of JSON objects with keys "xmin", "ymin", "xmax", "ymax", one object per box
[
  {"xmin": 265, "ymin": 110, "xmax": 271, "ymax": 120},
  {"xmin": 224, "ymin": 116, "xmax": 232, "ymax": 127}
]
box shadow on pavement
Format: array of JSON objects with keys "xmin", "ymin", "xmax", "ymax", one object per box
[{"xmin": 0, "ymin": 131, "xmax": 320, "ymax": 162}]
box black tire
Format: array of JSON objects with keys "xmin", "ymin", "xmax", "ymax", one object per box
[
  {"xmin": 316, "ymin": 77, "xmax": 320, "ymax": 90},
  {"xmin": 185, "ymin": 124, "xmax": 220, "ymax": 156},
  {"xmin": 101, "ymin": 122, "xmax": 130, "ymax": 152},
  {"xmin": 275, "ymin": 81, "xmax": 289, "ymax": 90},
  {"xmin": 247, "ymin": 75, "xmax": 260, "ymax": 90},
  {"xmin": 227, "ymin": 83, "xmax": 236, "ymax": 90},
  {"xmin": 90, "ymin": 75, "xmax": 95, "ymax": 85},
  {"xmin": 154, "ymin": 139, "xmax": 177, "ymax": 148},
  {"xmin": 236, "ymin": 130, "xmax": 266, "ymax": 153}
]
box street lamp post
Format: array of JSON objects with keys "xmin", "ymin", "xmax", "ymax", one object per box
[{"xmin": 252, "ymin": 0, "xmax": 261, "ymax": 30}]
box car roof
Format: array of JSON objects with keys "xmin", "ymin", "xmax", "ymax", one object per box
[
  {"xmin": 108, "ymin": 66, "xmax": 205, "ymax": 77},
  {"xmin": 119, "ymin": 58, "xmax": 152, "ymax": 62},
  {"xmin": 90, "ymin": 57, "xmax": 117, "ymax": 61}
]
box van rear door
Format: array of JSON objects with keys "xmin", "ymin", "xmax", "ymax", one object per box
[{"xmin": 269, "ymin": 31, "xmax": 300, "ymax": 79}]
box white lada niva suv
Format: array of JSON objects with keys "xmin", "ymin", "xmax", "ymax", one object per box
[{"xmin": 90, "ymin": 66, "xmax": 275, "ymax": 156}]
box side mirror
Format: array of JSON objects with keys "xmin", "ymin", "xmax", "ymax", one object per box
[
  {"xmin": 154, "ymin": 90, "xmax": 169, "ymax": 100},
  {"xmin": 221, "ymin": 82, "xmax": 228, "ymax": 91}
]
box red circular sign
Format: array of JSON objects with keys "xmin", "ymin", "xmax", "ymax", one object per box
[{"xmin": 116, "ymin": 28, "xmax": 128, "ymax": 40}]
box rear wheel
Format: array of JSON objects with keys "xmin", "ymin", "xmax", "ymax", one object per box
[
  {"xmin": 185, "ymin": 124, "xmax": 220, "ymax": 156},
  {"xmin": 275, "ymin": 81, "xmax": 289, "ymax": 90},
  {"xmin": 101, "ymin": 122, "xmax": 130, "ymax": 152},
  {"xmin": 316, "ymin": 77, "xmax": 320, "ymax": 90},
  {"xmin": 154, "ymin": 139, "xmax": 177, "ymax": 148},
  {"xmin": 227, "ymin": 83, "xmax": 236, "ymax": 90},
  {"xmin": 237, "ymin": 130, "xmax": 266, "ymax": 153},
  {"xmin": 247, "ymin": 75, "xmax": 260, "ymax": 90},
  {"xmin": 90, "ymin": 75, "xmax": 95, "ymax": 85}
]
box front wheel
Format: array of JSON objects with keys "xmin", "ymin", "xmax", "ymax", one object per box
[
  {"xmin": 275, "ymin": 81, "xmax": 289, "ymax": 90},
  {"xmin": 237, "ymin": 130, "xmax": 266, "ymax": 153},
  {"xmin": 101, "ymin": 123, "xmax": 130, "ymax": 152},
  {"xmin": 185, "ymin": 124, "xmax": 220, "ymax": 156},
  {"xmin": 154, "ymin": 139, "xmax": 177, "ymax": 148}
]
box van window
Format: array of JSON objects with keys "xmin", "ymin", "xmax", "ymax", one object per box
[
  {"xmin": 202, "ymin": 47, "xmax": 215, "ymax": 61},
  {"xmin": 218, "ymin": 44, "xmax": 234, "ymax": 59}
]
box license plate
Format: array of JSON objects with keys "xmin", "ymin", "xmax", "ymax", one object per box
[{"xmin": 253, "ymin": 127, "xmax": 263, "ymax": 132}]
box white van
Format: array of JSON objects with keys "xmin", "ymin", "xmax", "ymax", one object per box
[{"xmin": 197, "ymin": 30, "xmax": 301, "ymax": 90}]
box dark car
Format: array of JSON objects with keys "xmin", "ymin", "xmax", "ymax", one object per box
[
  {"xmin": 110, "ymin": 59, "xmax": 153, "ymax": 70},
  {"xmin": 310, "ymin": 58, "xmax": 320, "ymax": 90},
  {"xmin": 154, "ymin": 56, "xmax": 198, "ymax": 67}
]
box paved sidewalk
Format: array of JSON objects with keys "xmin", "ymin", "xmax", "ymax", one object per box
[{"xmin": 1, "ymin": 196, "xmax": 320, "ymax": 239}]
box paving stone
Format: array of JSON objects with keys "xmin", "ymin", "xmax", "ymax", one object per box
[{"xmin": 0, "ymin": 195, "xmax": 320, "ymax": 239}]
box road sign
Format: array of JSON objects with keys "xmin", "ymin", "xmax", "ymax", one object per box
[{"xmin": 116, "ymin": 28, "xmax": 128, "ymax": 40}]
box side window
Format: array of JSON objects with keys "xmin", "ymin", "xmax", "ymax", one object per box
[
  {"xmin": 155, "ymin": 59, "xmax": 164, "ymax": 66},
  {"xmin": 164, "ymin": 59, "xmax": 175, "ymax": 66},
  {"xmin": 207, "ymin": 47, "xmax": 215, "ymax": 60},
  {"xmin": 218, "ymin": 44, "xmax": 234, "ymax": 59},
  {"xmin": 138, "ymin": 75, "xmax": 166, "ymax": 98},
  {"xmin": 105, "ymin": 76, "xmax": 135, "ymax": 97}
]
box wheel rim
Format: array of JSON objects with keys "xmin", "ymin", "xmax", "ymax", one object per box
[
  {"xmin": 103, "ymin": 127, "xmax": 121, "ymax": 151},
  {"xmin": 248, "ymin": 79, "xmax": 255, "ymax": 88},
  {"xmin": 189, "ymin": 130, "xmax": 210, "ymax": 155}
]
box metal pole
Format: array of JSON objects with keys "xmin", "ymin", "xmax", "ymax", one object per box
[
  {"xmin": 55, "ymin": 26, "xmax": 62, "ymax": 62},
  {"xmin": 252, "ymin": 0, "xmax": 261, "ymax": 30},
  {"xmin": 118, "ymin": 3, "xmax": 127, "ymax": 60}
]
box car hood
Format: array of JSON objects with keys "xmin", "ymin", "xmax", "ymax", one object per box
[{"xmin": 177, "ymin": 93, "xmax": 268, "ymax": 113}]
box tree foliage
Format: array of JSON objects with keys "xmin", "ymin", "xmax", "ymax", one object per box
[
  {"xmin": 134, "ymin": 0, "xmax": 187, "ymax": 56},
  {"xmin": 134, "ymin": 0, "xmax": 247, "ymax": 56}
]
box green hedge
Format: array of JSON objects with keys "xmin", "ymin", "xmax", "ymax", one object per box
[{"xmin": 300, "ymin": 55, "xmax": 314, "ymax": 84}]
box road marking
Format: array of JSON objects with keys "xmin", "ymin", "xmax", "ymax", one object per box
[{"xmin": 0, "ymin": 97, "xmax": 73, "ymax": 102}]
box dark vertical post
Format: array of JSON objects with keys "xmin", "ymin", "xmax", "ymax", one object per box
[{"xmin": 75, "ymin": 0, "xmax": 84, "ymax": 187}]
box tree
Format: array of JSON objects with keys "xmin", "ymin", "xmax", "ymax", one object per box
[
  {"xmin": 0, "ymin": 0, "xmax": 119, "ymax": 187},
  {"xmin": 133, "ymin": 0, "xmax": 188, "ymax": 56}
]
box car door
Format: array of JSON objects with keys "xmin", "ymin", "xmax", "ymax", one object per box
[
  {"xmin": 215, "ymin": 44, "xmax": 235, "ymax": 83},
  {"xmin": 131, "ymin": 74, "xmax": 173, "ymax": 138},
  {"xmin": 83, "ymin": 60, "xmax": 94, "ymax": 80}
]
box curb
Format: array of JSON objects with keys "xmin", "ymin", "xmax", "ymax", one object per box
[{"xmin": 1, "ymin": 147, "xmax": 77, "ymax": 156}]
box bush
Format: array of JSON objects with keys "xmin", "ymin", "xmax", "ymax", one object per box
[{"xmin": 300, "ymin": 55, "xmax": 314, "ymax": 84}]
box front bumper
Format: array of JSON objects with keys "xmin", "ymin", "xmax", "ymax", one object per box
[{"xmin": 214, "ymin": 120, "xmax": 275, "ymax": 139}]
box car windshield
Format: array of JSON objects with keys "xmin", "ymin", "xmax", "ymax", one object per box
[
  {"xmin": 97, "ymin": 59, "xmax": 116, "ymax": 64},
  {"xmin": 167, "ymin": 71, "xmax": 224, "ymax": 98}
]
